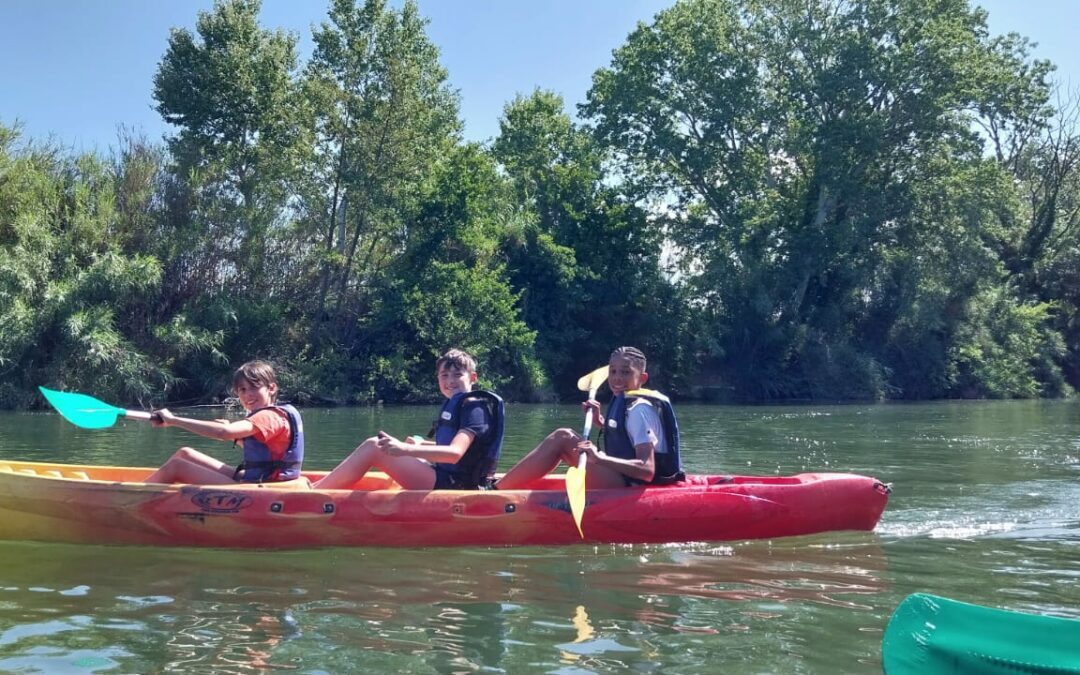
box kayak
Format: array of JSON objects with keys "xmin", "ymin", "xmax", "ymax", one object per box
[
  {"xmin": 882, "ymin": 593, "xmax": 1080, "ymax": 674},
  {"xmin": 0, "ymin": 460, "xmax": 889, "ymax": 548}
]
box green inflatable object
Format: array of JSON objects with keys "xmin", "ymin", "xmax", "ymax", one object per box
[
  {"xmin": 38, "ymin": 387, "xmax": 155, "ymax": 429},
  {"xmin": 883, "ymin": 593, "xmax": 1080, "ymax": 674}
]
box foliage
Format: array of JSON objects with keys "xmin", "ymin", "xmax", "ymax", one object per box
[
  {"xmin": 301, "ymin": 0, "xmax": 461, "ymax": 348},
  {"xmin": 948, "ymin": 288, "xmax": 1068, "ymax": 398},
  {"xmin": 0, "ymin": 127, "xmax": 224, "ymax": 407},
  {"xmin": 583, "ymin": 0, "xmax": 1073, "ymax": 400},
  {"xmin": 494, "ymin": 90, "xmax": 691, "ymax": 395},
  {"xmin": 3, "ymin": 0, "xmax": 1079, "ymax": 409}
]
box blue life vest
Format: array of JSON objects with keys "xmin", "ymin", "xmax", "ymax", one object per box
[
  {"xmin": 431, "ymin": 391, "xmax": 505, "ymax": 489},
  {"xmin": 236, "ymin": 404, "xmax": 305, "ymax": 483},
  {"xmin": 602, "ymin": 389, "xmax": 684, "ymax": 484}
]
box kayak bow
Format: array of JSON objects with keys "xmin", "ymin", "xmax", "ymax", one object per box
[{"xmin": 883, "ymin": 593, "xmax": 1080, "ymax": 674}]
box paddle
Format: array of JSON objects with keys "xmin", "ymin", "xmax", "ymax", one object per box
[
  {"xmin": 882, "ymin": 592, "xmax": 1080, "ymax": 674},
  {"xmin": 38, "ymin": 386, "xmax": 159, "ymax": 429},
  {"xmin": 565, "ymin": 365, "xmax": 609, "ymax": 538}
]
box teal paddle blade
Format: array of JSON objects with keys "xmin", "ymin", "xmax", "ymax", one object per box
[
  {"xmin": 38, "ymin": 387, "xmax": 125, "ymax": 429},
  {"xmin": 883, "ymin": 593, "xmax": 1080, "ymax": 674}
]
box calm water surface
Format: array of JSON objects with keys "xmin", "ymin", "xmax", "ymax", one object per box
[{"xmin": 0, "ymin": 400, "xmax": 1078, "ymax": 673}]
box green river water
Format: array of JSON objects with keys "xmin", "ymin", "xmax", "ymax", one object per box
[{"xmin": 0, "ymin": 400, "xmax": 1077, "ymax": 673}]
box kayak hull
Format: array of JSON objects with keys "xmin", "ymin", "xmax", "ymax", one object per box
[
  {"xmin": 883, "ymin": 593, "xmax": 1080, "ymax": 674},
  {"xmin": 0, "ymin": 461, "xmax": 889, "ymax": 548}
]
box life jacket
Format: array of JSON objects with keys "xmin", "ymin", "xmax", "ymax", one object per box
[
  {"xmin": 235, "ymin": 404, "xmax": 305, "ymax": 483},
  {"xmin": 602, "ymin": 389, "xmax": 684, "ymax": 484},
  {"xmin": 430, "ymin": 390, "xmax": 505, "ymax": 489}
]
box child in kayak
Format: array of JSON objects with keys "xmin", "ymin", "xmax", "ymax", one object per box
[
  {"xmin": 143, "ymin": 360, "xmax": 304, "ymax": 484},
  {"xmin": 497, "ymin": 346, "xmax": 683, "ymax": 490},
  {"xmin": 314, "ymin": 349, "xmax": 504, "ymax": 490}
]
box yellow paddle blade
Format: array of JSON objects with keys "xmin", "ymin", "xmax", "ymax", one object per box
[
  {"xmin": 576, "ymin": 366, "xmax": 609, "ymax": 394},
  {"xmin": 566, "ymin": 461, "xmax": 587, "ymax": 537}
]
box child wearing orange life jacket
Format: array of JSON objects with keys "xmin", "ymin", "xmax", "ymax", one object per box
[{"xmin": 143, "ymin": 361, "xmax": 304, "ymax": 484}]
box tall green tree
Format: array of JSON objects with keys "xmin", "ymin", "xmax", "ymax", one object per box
[
  {"xmin": 295, "ymin": 143, "xmax": 546, "ymax": 402},
  {"xmin": 302, "ymin": 0, "xmax": 461, "ymax": 348},
  {"xmin": 584, "ymin": 0, "xmax": 1062, "ymax": 399},
  {"xmin": 980, "ymin": 87, "xmax": 1080, "ymax": 392},
  {"xmin": 494, "ymin": 91, "xmax": 689, "ymax": 394},
  {"xmin": 153, "ymin": 0, "xmax": 305, "ymax": 296},
  {"xmin": 0, "ymin": 126, "xmax": 224, "ymax": 407}
]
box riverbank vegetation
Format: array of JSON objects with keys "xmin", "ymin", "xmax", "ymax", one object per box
[{"xmin": 2, "ymin": 0, "xmax": 1078, "ymax": 407}]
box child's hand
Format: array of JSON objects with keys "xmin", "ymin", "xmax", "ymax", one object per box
[
  {"xmin": 577, "ymin": 439, "xmax": 602, "ymax": 462},
  {"xmin": 375, "ymin": 432, "xmax": 407, "ymax": 456},
  {"xmin": 152, "ymin": 408, "xmax": 176, "ymax": 428},
  {"xmin": 581, "ymin": 399, "xmax": 603, "ymax": 427}
]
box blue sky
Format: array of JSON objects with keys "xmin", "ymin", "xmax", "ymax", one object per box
[{"xmin": 1, "ymin": 0, "xmax": 1077, "ymax": 154}]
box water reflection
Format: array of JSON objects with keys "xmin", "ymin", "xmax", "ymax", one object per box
[{"xmin": 0, "ymin": 535, "xmax": 886, "ymax": 672}]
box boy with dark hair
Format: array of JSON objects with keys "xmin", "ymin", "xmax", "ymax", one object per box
[{"xmin": 315, "ymin": 349, "xmax": 504, "ymax": 490}]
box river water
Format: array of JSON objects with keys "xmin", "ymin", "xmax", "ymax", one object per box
[{"xmin": 0, "ymin": 400, "xmax": 1077, "ymax": 673}]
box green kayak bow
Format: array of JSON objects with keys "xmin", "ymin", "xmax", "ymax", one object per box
[{"xmin": 883, "ymin": 593, "xmax": 1080, "ymax": 674}]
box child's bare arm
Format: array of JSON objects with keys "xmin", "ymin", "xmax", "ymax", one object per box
[
  {"xmin": 378, "ymin": 430, "xmax": 472, "ymax": 463},
  {"xmin": 154, "ymin": 408, "xmax": 255, "ymax": 442}
]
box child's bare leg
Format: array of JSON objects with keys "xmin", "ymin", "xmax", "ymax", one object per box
[
  {"xmin": 372, "ymin": 454, "xmax": 437, "ymax": 490},
  {"xmin": 584, "ymin": 463, "xmax": 631, "ymax": 489},
  {"xmin": 312, "ymin": 437, "xmax": 381, "ymax": 489},
  {"xmin": 495, "ymin": 428, "xmax": 579, "ymax": 490},
  {"xmin": 144, "ymin": 447, "xmax": 235, "ymax": 484}
]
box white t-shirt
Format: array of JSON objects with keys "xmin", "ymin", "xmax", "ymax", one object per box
[{"xmin": 624, "ymin": 398, "xmax": 669, "ymax": 456}]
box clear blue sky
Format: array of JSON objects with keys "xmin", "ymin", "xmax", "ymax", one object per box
[{"xmin": 1, "ymin": 0, "xmax": 1077, "ymax": 154}]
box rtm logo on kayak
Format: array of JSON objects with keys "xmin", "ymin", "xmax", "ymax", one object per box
[{"xmin": 191, "ymin": 491, "xmax": 254, "ymax": 513}]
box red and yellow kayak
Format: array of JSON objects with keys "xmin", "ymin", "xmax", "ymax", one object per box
[{"xmin": 0, "ymin": 460, "xmax": 889, "ymax": 548}]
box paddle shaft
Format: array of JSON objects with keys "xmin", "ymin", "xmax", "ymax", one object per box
[{"xmin": 577, "ymin": 384, "xmax": 601, "ymax": 470}]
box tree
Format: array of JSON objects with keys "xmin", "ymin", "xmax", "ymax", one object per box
[
  {"xmin": 153, "ymin": 0, "xmax": 305, "ymax": 295},
  {"xmin": 584, "ymin": 0, "xmax": 1062, "ymax": 399},
  {"xmin": 980, "ymin": 86, "xmax": 1080, "ymax": 392},
  {"xmin": 302, "ymin": 0, "xmax": 461, "ymax": 348},
  {"xmin": 0, "ymin": 126, "xmax": 225, "ymax": 408},
  {"xmin": 494, "ymin": 90, "xmax": 689, "ymax": 395}
]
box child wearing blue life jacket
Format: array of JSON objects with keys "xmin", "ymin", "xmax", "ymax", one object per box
[
  {"xmin": 314, "ymin": 349, "xmax": 504, "ymax": 490},
  {"xmin": 143, "ymin": 361, "xmax": 304, "ymax": 484},
  {"xmin": 497, "ymin": 346, "xmax": 683, "ymax": 490}
]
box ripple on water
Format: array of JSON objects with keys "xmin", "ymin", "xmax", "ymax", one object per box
[
  {"xmin": 0, "ymin": 648, "xmax": 128, "ymax": 673},
  {"xmin": 0, "ymin": 401, "xmax": 1077, "ymax": 673}
]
